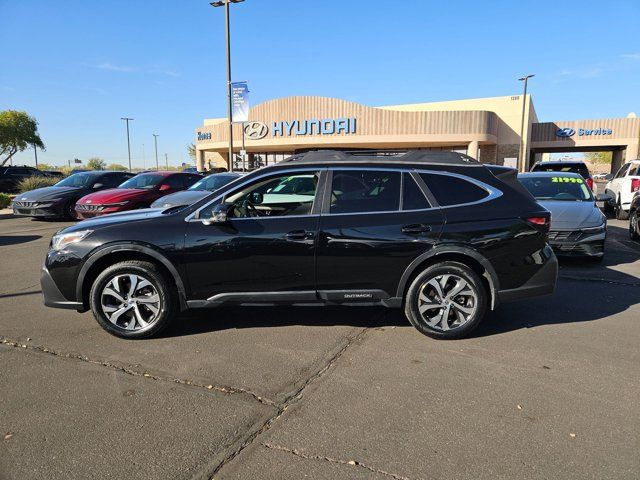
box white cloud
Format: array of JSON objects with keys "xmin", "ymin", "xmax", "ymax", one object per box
[
  {"xmin": 621, "ymin": 53, "xmax": 640, "ymax": 60},
  {"xmin": 96, "ymin": 62, "xmax": 137, "ymax": 72}
]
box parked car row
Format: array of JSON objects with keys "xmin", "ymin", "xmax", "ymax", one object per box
[
  {"xmin": 0, "ymin": 165, "xmax": 64, "ymax": 193},
  {"xmin": 12, "ymin": 171, "xmax": 240, "ymax": 220}
]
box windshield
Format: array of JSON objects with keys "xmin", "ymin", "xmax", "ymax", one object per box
[
  {"xmin": 519, "ymin": 176, "xmax": 593, "ymax": 202},
  {"xmin": 118, "ymin": 174, "xmax": 164, "ymax": 190},
  {"xmin": 54, "ymin": 173, "xmax": 95, "ymax": 188},
  {"xmin": 531, "ymin": 163, "xmax": 590, "ymax": 178},
  {"xmin": 189, "ymin": 174, "xmax": 238, "ymax": 192}
]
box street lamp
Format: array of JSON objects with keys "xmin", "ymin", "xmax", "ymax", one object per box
[
  {"xmin": 121, "ymin": 117, "xmax": 134, "ymax": 171},
  {"xmin": 518, "ymin": 74, "xmax": 534, "ymax": 172},
  {"xmin": 152, "ymin": 134, "xmax": 159, "ymax": 171},
  {"xmin": 210, "ymin": 0, "xmax": 245, "ymax": 173}
]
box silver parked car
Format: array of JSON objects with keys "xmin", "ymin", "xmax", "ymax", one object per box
[
  {"xmin": 150, "ymin": 172, "xmax": 242, "ymax": 209},
  {"xmin": 518, "ymin": 172, "xmax": 611, "ymax": 259}
]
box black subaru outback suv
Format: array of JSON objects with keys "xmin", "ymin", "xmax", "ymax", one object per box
[{"xmin": 41, "ymin": 150, "xmax": 557, "ymax": 340}]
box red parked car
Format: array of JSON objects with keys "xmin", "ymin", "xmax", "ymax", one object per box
[{"xmin": 75, "ymin": 172, "xmax": 201, "ymax": 219}]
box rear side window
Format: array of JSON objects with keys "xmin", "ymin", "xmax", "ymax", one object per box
[
  {"xmin": 420, "ymin": 173, "xmax": 488, "ymax": 206},
  {"xmin": 402, "ymin": 173, "xmax": 431, "ymax": 210},
  {"xmin": 330, "ymin": 170, "xmax": 400, "ymax": 214}
]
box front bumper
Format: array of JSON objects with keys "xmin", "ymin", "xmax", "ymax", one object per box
[
  {"xmin": 548, "ymin": 229, "xmax": 606, "ymax": 257},
  {"xmin": 13, "ymin": 204, "xmax": 63, "ymax": 218},
  {"xmin": 40, "ymin": 266, "xmax": 83, "ymax": 310},
  {"xmin": 497, "ymin": 250, "xmax": 558, "ymax": 303}
]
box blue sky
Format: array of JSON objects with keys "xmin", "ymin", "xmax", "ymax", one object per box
[{"xmin": 2, "ymin": 0, "xmax": 639, "ymax": 168}]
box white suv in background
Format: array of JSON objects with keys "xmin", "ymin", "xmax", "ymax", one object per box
[{"xmin": 604, "ymin": 160, "xmax": 640, "ymax": 220}]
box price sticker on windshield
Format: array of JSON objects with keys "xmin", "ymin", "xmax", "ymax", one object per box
[{"xmin": 551, "ymin": 177, "xmax": 583, "ymax": 184}]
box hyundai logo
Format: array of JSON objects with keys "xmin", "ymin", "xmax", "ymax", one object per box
[
  {"xmin": 556, "ymin": 127, "xmax": 575, "ymax": 138},
  {"xmin": 244, "ymin": 121, "xmax": 269, "ymax": 140}
]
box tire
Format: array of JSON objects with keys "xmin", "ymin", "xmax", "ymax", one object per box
[
  {"xmin": 616, "ymin": 198, "xmax": 629, "ymax": 220},
  {"xmin": 89, "ymin": 260, "xmax": 177, "ymax": 339},
  {"xmin": 630, "ymin": 211, "xmax": 640, "ymax": 240},
  {"xmin": 404, "ymin": 261, "xmax": 487, "ymax": 340},
  {"xmin": 65, "ymin": 201, "xmax": 78, "ymax": 221}
]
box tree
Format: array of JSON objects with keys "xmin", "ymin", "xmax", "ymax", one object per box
[
  {"xmin": 87, "ymin": 157, "xmax": 106, "ymax": 170},
  {"xmin": 36, "ymin": 162, "xmax": 53, "ymax": 171},
  {"xmin": 0, "ymin": 110, "xmax": 45, "ymax": 166},
  {"xmin": 106, "ymin": 163, "xmax": 128, "ymax": 171},
  {"xmin": 584, "ymin": 152, "xmax": 612, "ymax": 165},
  {"xmin": 187, "ymin": 143, "xmax": 196, "ymax": 160}
]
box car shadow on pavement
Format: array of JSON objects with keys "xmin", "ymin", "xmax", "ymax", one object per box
[
  {"xmin": 162, "ymin": 305, "xmax": 409, "ymax": 338},
  {"xmin": 0, "ymin": 235, "xmax": 41, "ymax": 246}
]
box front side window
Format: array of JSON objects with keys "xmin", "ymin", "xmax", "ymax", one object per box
[
  {"xmin": 118, "ymin": 174, "xmax": 165, "ymax": 190},
  {"xmin": 615, "ymin": 164, "xmax": 630, "ymax": 179},
  {"xmin": 420, "ymin": 173, "xmax": 488, "ymax": 206},
  {"xmin": 330, "ymin": 170, "xmax": 400, "ymax": 214},
  {"xmin": 218, "ymin": 171, "xmax": 320, "ymax": 218}
]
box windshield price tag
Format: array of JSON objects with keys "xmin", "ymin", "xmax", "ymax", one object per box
[{"xmin": 551, "ymin": 177, "xmax": 583, "ymax": 184}]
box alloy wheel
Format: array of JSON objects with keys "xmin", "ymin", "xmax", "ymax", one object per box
[
  {"xmin": 631, "ymin": 213, "xmax": 639, "ymax": 239},
  {"xmin": 100, "ymin": 274, "xmax": 161, "ymax": 331},
  {"xmin": 417, "ymin": 274, "xmax": 478, "ymax": 331}
]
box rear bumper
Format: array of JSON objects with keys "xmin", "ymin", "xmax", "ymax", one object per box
[
  {"xmin": 40, "ymin": 266, "xmax": 83, "ymax": 310},
  {"xmin": 497, "ymin": 251, "xmax": 558, "ymax": 303}
]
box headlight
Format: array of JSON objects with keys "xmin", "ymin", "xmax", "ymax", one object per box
[
  {"xmin": 581, "ymin": 225, "xmax": 606, "ymax": 235},
  {"xmin": 50, "ymin": 230, "xmax": 92, "ymax": 251}
]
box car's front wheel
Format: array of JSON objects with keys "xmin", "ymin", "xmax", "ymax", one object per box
[
  {"xmin": 404, "ymin": 261, "xmax": 487, "ymax": 339},
  {"xmin": 89, "ymin": 260, "xmax": 176, "ymax": 339},
  {"xmin": 630, "ymin": 211, "xmax": 640, "ymax": 240},
  {"xmin": 616, "ymin": 197, "xmax": 630, "ymax": 220}
]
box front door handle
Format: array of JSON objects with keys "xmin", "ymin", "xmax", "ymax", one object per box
[
  {"xmin": 285, "ymin": 230, "xmax": 315, "ymax": 241},
  {"xmin": 401, "ymin": 224, "xmax": 432, "ymax": 234}
]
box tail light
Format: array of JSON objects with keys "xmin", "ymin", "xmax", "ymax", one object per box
[
  {"xmin": 586, "ymin": 177, "xmax": 594, "ymax": 191},
  {"xmin": 632, "ymin": 179, "xmax": 640, "ymax": 193},
  {"xmin": 524, "ymin": 215, "xmax": 551, "ymax": 233}
]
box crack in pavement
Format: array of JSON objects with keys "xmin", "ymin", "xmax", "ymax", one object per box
[
  {"xmin": 0, "ymin": 337, "xmax": 276, "ymax": 407},
  {"xmin": 204, "ymin": 327, "xmax": 371, "ymax": 480},
  {"xmin": 262, "ymin": 442, "xmax": 419, "ymax": 480},
  {"xmin": 559, "ymin": 274, "xmax": 640, "ymax": 287}
]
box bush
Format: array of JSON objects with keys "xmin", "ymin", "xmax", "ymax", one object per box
[
  {"xmin": 17, "ymin": 175, "xmax": 58, "ymax": 193},
  {"xmin": 0, "ymin": 193, "xmax": 10, "ymax": 209}
]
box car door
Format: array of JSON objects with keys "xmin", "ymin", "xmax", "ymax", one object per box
[
  {"xmin": 182, "ymin": 169, "xmax": 324, "ymax": 301},
  {"xmin": 609, "ymin": 163, "xmax": 630, "ymax": 200},
  {"xmin": 315, "ymin": 169, "xmax": 444, "ymax": 302}
]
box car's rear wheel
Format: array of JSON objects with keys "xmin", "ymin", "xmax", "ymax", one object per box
[
  {"xmin": 615, "ymin": 198, "xmax": 629, "ymax": 220},
  {"xmin": 630, "ymin": 211, "xmax": 640, "ymax": 240},
  {"xmin": 404, "ymin": 261, "xmax": 487, "ymax": 339},
  {"xmin": 89, "ymin": 260, "xmax": 176, "ymax": 339}
]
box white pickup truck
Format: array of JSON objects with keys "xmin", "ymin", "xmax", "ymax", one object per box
[{"xmin": 604, "ymin": 160, "xmax": 640, "ymax": 220}]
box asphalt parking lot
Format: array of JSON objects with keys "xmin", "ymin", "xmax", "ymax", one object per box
[{"xmin": 1, "ymin": 213, "xmax": 639, "ymax": 480}]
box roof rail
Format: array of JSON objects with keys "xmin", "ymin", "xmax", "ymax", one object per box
[{"xmin": 280, "ymin": 149, "xmax": 479, "ymax": 166}]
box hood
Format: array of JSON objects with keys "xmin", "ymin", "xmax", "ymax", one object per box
[
  {"xmin": 537, "ymin": 200, "xmax": 605, "ymax": 229},
  {"xmin": 63, "ymin": 208, "xmax": 167, "ymax": 232},
  {"xmin": 77, "ymin": 188, "xmax": 150, "ymax": 205},
  {"xmin": 15, "ymin": 186, "xmax": 80, "ymax": 201},
  {"xmin": 151, "ymin": 190, "xmax": 210, "ymax": 208}
]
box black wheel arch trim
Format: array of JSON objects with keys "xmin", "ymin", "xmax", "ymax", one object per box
[
  {"xmin": 76, "ymin": 242, "xmax": 188, "ymax": 310},
  {"xmin": 395, "ymin": 245, "xmax": 501, "ymax": 310}
]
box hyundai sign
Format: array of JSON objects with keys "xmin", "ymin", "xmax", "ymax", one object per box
[{"xmin": 556, "ymin": 127, "xmax": 613, "ymax": 138}]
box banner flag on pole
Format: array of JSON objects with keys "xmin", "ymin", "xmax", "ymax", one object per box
[{"xmin": 231, "ymin": 81, "xmax": 249, "ymax": 123}]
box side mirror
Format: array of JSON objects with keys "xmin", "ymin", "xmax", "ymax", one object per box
[
  {"xmin": 92, "ymin": 183, "xmax": 103, "ymax": 189},
  {"xmin": 249, "ymin": 191, "xmax": 263, "ymax": 204},
  {"xmin": 596, "ymin": 193, "xmax": 613, "ymax": 203},
  {"xmin": 202, "ymin": 204, "xmax": 231, "ymax": 225},
  {"xmin": 159, "ymin": 184, "xmax": 171, "ymax": 192}
]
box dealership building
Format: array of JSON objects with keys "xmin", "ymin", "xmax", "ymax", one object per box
[{"xmin": 195, "ymin": 94, "xmax": 640, "ymax": 172}]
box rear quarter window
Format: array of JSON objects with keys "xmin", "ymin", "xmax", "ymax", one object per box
[{"xmin": 419, "ymin": 173, "xmax": 489, "ymax": 206}]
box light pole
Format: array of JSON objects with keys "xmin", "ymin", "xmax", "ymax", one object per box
[
  {"xmin": 165, "ymin": 153, "xmax": 168, "ymax": 169},
  {"xmin": 152, "ymin": 134, "xmax": 159, "ymax": 171},
  {"xmin": 121, "ymin": 117, "xmax": 134, "ymax": 171},
  {"xmin": 210, "ymin": 0, "xmax": 245, "ymax": 173},
  {"xmin": 518, "ymin": 75, "xmax": 534, "ymax": 172}
]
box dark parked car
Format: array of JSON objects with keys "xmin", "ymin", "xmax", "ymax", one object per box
[
  {"xmin": 0, "ymin": 166, "xmax": 50, "ymax": 193},
  {"xmin": 41, "ymin": 150, "xmax": 558, "ymax": 340},
  {"xmin": 150, "ymin": 172, "xmax": 242, "ymax": 209},
  {"xmin": 12, "ymin": 171, "xmax": 135, "ymax": 219},
  {"xmin": 74, "ymin": 171, "xmax": 201, "ymax": 219},
  {"xmin": 530, "ymin": 160, "xmax": 595, "ymax": 192}
]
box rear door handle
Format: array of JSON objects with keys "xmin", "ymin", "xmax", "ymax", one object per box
[
  {"xmin": 285, "ymin": 230, "xmax": 315, "ymax": 240},
  {"xmin": 401, "ymin": 224, "xmax": 432, "ymax": 234}
]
